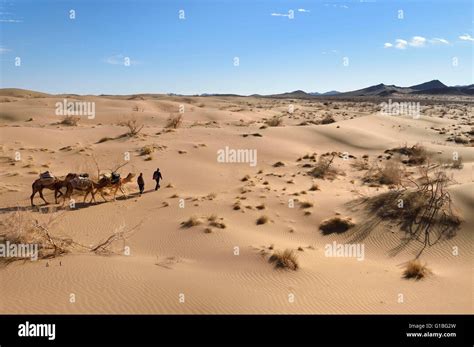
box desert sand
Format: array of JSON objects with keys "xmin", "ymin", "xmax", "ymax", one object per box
[{"xmin": 0, "ymin": 88, "xmax": 472, "ymax": 314}]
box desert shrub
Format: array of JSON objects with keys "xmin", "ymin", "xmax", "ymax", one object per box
[
  {"xmin": 0, "ymin": 211, "xmax": 70, "ymax": 265},
  {"xmin": 268, "ymin": 249, "xmax": 299, "ymax": 270},
  {"xmin": 364, "ymin": 168, "xmax": 462, "ymax": 256},
  {"xmin": 451, "ymin": 155, "xmax": 463, "ymax": 169},
  {"xmin": 60, "ymin": 115, "xmax": 80, "ymax": 126},
  {"xmin": 273, "ymin": 161, "xmax": 285, "ymax": 167},
  {"xmin": 180, "ymin": 216, "xmax": 203, "ymax": 228},
  {"xmin": 140, "ymin": 145, "xmax": 154, "ymax": 156},
  {"xmin": 266, "ymin": 116, "xmax": 283, "ymax": 127},
  {"xmin": 310, "ymin": 154, "xmax": 337, "ymax": 179},
  {"xmin": 166, "ymin": 114, "xmax": 183, "ymax": 129},
  {"xmin": 319, "ymin": 216, "xmax": 355, "ymax": 235},
  {"xmin": 363, "ymin": 160, "xmax": 403, "ymax": 186},
  {"xmin": 321, "ymin": 115, "xmax": 335, "ymax": 124},
  {"xmin": 386, "ymin": 143, "xmax": 428, "ymax": 165},
  {"xmin": 256, "ymin": 215, "xmax": 269, "ymax": 225},
  {"xmin": 300, "ymin": 201, "xmax": 313, "ymax": 209},
  {"xmin": 120, "ymin": 117, "xmax": 144, "ymax": 137},
  {"xmin": 403, "ymin": 259, "xmax": 432, "ymax": 280},
  {"xmin": 351, "ymin": 158, "xmax": 370, "ymax": 171}
]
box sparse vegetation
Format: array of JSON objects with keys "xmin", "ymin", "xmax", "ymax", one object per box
[
  {"xmin": 300, "ymin": 201, "xmax": 313, "ymax": 209},
  {"xmin": 363, "ymin": 167, "xmax": 462, "ymax": 257},
  {"xmin": 180, "ymin": 216, "xmax": 203, "ymax": 228},
  {"xmin": 266, "ymin": 116, "xmax": 283, "ymax": 127},
  {"xmin": 310, "ymin": 154, "xmax": 337, "ymax": 179},
  {"xmin": 256, "ymin": 215, "xmax": 269, "ymax": 225},
  {"xmin": 140, "ymin": 145, "xmax": 154, "ymax": 156},
  {"xmin": 319, "ymin": 216, "xmax": 355, "ymax": 235},
  {"xmin": 60, "ymin": 115, "xmax": 81, "ymax": 126},
  {"xmin": 320, "ymin": 114, "xmax": 335, "ymax": 124},
  {"xmin": 166, "ymin": 114, "xmax": 183, "ymax": 129},
  {"xmin": 120, "ymin": 117, "xmax": 144, "ymax": 137},
  {"xmin": 403, "ymin": 259, "xmax": 432, "ymax": 280},
  {"xmin": 363, "ymin": 160, "xmax": 404, "ymax": 186},
  {"xmin": 268, "ymin": 249, "xmax": 299, "ymax": 270}
]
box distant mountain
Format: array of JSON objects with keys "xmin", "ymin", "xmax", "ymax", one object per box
[
  {"xmin": 335, "ymin": 83, "xmax": 408, "ymax": 97},
  {"xmin": 267, "ymin": 90, "xmax": 311, "ymax": 98},
  {"xmin": 334, "ymin": 80, "xmax": 472, "ymax": 97},
  {"xmin": 409, "ymin": 79, "xmax": 447, "ymax": 91},
  {"xmin": 309, "ymin": 90, "xmax": 341, "ymax": 96}
]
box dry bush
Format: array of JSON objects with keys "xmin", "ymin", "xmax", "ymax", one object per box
[
  {"xmin": 180, "ymin": 216, "xmax": 203, "ymax": 228},
  {"xmin": 319, "ymin": 216, "xmax": 355, "ymax": 235},
  {"xmin": 309, "ymin": 183, "xmax": 319, "ymax": 191},
  {"xmin": 364, "ymin": 168, "xmax": 462, "ymax": 257},
  {"xmin": 166, "ymin": 114, "xmax": 183, "ymax": 129},
  {"xmin": 266, "ymin": 116, "xmax": 283, "ymax": 127},
  {"xmin": 268, "ymin": 249, "xmax": 299, "ymax": 270},
  {"xmin": 140, "ymin": 145, "xmax": 154, "ymax": 156},
  {"xmin": 386, "ymin": 143, "xmax": 428, "ymax": 165},
  {"xmin": 363, "ymin": 160, "xmax": 403, "ymax": 186},
  {"xmin": 321, "ymin": 114, "xmax": 336, "ymax": 124},
  {"xmin": 209, "ymin": 218, "xmax": 226, "ymax": 229},
  {"xmin": 120, "ymin": 117, "xmax": 144, "ymax": 137},
  {"xmin": 351, "ymin": 158, "xmax": 370, "ymax": 171},
  {"xmin": 256, "ymin": 215, "xmax": 269, "ymax": 225},
  {"xmin": 300, "ymin": 201, "xmax": 313, "ymax": 209},
  {"xmin": 450, "ymin": 156, "xmax": 463, "ymax": 169},
  {"xmin": 309, "ymin": 154, "xmax": 338, "ymax": 179},
  {"xmin": 0, "ymin": 211, "xmax": 71, "ymax": 264},
  {"xmin": 60, "ymin": 115, "xmax": 81, "ymax": 126},
  {"xmin": 0, "ymin": 211, "xmax": 143, "ymax": 265},
  {"xmin": 403, "ymin": 259, "xmax": 432, "ymax": 280},
  {"xmin": 273, "ymin": 161, "xmax": 285, "ymax": 167}
]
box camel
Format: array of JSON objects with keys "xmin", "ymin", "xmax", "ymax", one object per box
[
  {"xmin": 94, "ymin": 173, "xmax": 135, "ymax": 201},
  {"xmin": 63, "ymin": 172, "xmax": 135, "ymax": 205},
  {"xmin": 62, "ymin": 176, "xmax": 108, "ymax": 205},
  {"xmin": 30, "ymin": 173, "xmax": 78, "ymax": 207}
]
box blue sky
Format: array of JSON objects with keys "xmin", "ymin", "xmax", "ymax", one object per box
[{"xmin": 0, "ymin": 0, "xmax": 473, "ymax": 95}]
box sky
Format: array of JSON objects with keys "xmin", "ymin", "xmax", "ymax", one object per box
[{"xmin": 0, "ymin": 0, "xmax": 473, "ymax": 95}]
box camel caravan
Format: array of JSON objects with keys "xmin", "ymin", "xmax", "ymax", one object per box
[{"xmin": 30, "ymin": 169, "xmax": 135, "ymax": 207}]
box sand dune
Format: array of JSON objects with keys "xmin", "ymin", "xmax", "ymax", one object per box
[{"xmin": 0, "ymin": 90, "xmax": 472, "ymax": 314}]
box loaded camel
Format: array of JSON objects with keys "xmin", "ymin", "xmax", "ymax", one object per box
[
  {"xmin": 31, "ymin": 173, "xmax": 78, "ymax": 206},
  {"xmin": 62, "ymin": 172, "xmax": 135, "ymax": 205}
]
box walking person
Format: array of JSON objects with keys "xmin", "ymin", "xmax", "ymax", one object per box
[
  {"xmin": 152, "ymin": 168, "xmax": 163, "ymax": 191},
  {"xmin": 137, "ymin": 173, "xmax": 145, "ymax": 196}
]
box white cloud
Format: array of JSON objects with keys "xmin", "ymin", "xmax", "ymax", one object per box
[
  {"xmin": 386, "ymin": 36, "xmax": 452, "ymax": 49},
  {"xmin": 298, "ymin": 9, "xmax": 310, "ymax": 13},
  {"xmin": 409, "ymin": 36, "xmax": 426, "ymax": 47},
  {"xmin": 459, "ymin": 33, "xmax": 474, "ymax": 42},
  {"xmin": 0, "ymin": 46, "xmax": 11, "ymax": 54},
  {"xmin": 104, "ymin": 54, "xmax": 138, "ymax": 66},
  {"xmin": 271, "ymin": 13, "xmax": 290, "ymax": 17},
  {"xmin": 0, "ymin": 19, "xmax": 22, "ymax": 23},
  {"xmin": 395, "ymin": 39, "xmax": 408, "ymax": 49},
  {"xmin": 430, "ymin": 38, "xmax": 449, "ymax": 45}
]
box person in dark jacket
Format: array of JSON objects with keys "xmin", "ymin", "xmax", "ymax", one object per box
[
  {"xmin": 152, "ymin": 168, "xmax": 163, "ymax": 191},
  {"xmin": 137, "ymin": 173, "xmax": 145, "ymax": 196}
]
